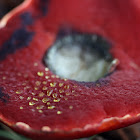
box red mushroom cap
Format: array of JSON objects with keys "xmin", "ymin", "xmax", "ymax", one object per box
[{"xmin": 0, "ymin": 0, "xmax": 140, "ymax": 139}]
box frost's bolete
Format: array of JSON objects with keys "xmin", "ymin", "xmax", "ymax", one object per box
[{"xmin": 0, "ymin": 0, "xmax": 140, "ymax": 140}]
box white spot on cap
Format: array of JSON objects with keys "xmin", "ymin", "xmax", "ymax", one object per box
[
  {"xmin": 16, "ymin": 122, "xmax": 31, "ymax": 131},
  {"xmin": 42, "ymin": 126, "xmax": 51, "ymax": 132}
]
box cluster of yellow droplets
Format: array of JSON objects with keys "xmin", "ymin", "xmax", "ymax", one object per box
[{"xmin": 14, "ymin": 62, "xmax": 78, "ymax": 115}]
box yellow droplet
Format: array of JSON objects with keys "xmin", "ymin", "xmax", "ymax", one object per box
[
  {"xmin": 19, "ymin": 96, "xmax": 24, "ymax": 100},
  {"xmin": 20, "ymin": 107, "xmax": 23, "ymax": 109},
  {"xmin": 59, "ymin": 89, "xmax": 64, "ymax": 93},
  {"xmin": 64, "ymin": 79, "xmax": 67, "ymax": 81},
  {"xmin": 37, "ymin": 72, "xmax": 44, "ymax": 77},
  {"xmin": 42, "ymin": 81, "xmax": 47, "ymax": 85},
  {"xmin": 33, "ymin": 98, "xmax": 38, "ymax": 101},
  {"xmin": 47, "ymin": 90, "xmax": 53, "ymax": 96},
  {"xmin": 42, "ymin": 98, "xmax": 49, "ymax": 103},
  {"xmin": 32, "ymin": 92, "xmax": 36, "ymax": 95},
  {"xmin": 22, "ymin": 83, "xmax": 26, "ymax": 86},
  {"xmin": 50, "ymin": 82, "xmax": 56, "ymax": 87},
  {"xmin": 34, "ymin": 62, "xmax": 38, "ymax": 66},
  {"xmin": 54, "ymin": 88, "xmax": 57, "ymax": 91},
  {"xmin": 51, "ymin": 75, "xmax": 56, "ymax": 78},
  {"xmin": 2, "ymin": 76, "xmax": 6, "ymax": 80},
  {"xmin": 64, "ymin": 97, "xmax": 68, "ymax": 100},
  {"xmin": 34, "ymin": 87, "xmax": 38, "ymax": 90},
  {"xmin": 69, "ymin": 106, "xmax": 73, "ymax": 109},
  {"xmin": 16, "ymin": 90, "xmax": 22, "ymax": 94},
  {"xmin": 27, "ymin": 97, "xmax": 31, "ymax": 100},
  {"xmin": 35, "ymin": 81, "xmax": 41, "ymax": 86},
  {"xmin": 48, "ymin": 106, "xmax": 55, "ymax": 109},
  {"xmin": 45, "ymin": 68, "xmax": 49, "ymax": 71},
  {"xmin": 42, "ymin": 86, "xmax": 47, "ymax": 90},
  {"xmin": 66, "ymin": 93, "xmax": 70, "ymax": 96},
  {"xmin": 64, "ymin": 85, "xmax": 69, "ymax": 89},
  {"xmin": 53, "ymin": 99, "xmax": 60, "ymax": 102},
  {"xmin": 52, "ymin": 93, "xmax": 58, "ymax": 98},
  {"xmin": 47, "ymin": 102, "xmax": 50, "ymax": 105},
  {"xmin": 24, "ymin": 86, "xmax": 30, "ymax": 90},
  {"xmin": 59, "ymin": 83, "xmax": 63, "ymax": 87},
  {"xmin": 60, "ymin": 95, "xmax": 63, "ymax": 98},
  {"xmin": 38, "ymin": 110, "xmax": 43, "ymax": 113},
  {"xmin": 57, "ymin": 111, "xmax": 62, "ymax": 114},
  {"xmin": 29, "ymin": 102, "xmax": 35, "ymax": 106},
  {"xmin": 56, "ymin": 75, "xmax": 59, "ymax": 78},
  {"xmin": 39, "ymin": 92, "xmax": 45, "ymax": 97},
  {"xmin": 53, "ymin": 98, "xmax": 60, "ymax": 102},
  {"xmin": 36, "ymin": 105, "xmax": 44, "ymax": 109},
  {"xmin": 45, "ymin": 76, "xmax": 49, "ymax": 79}
]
